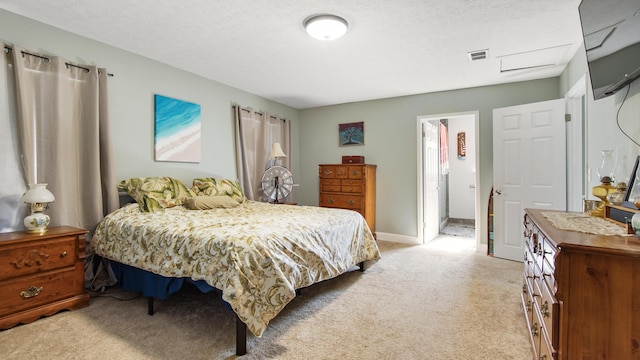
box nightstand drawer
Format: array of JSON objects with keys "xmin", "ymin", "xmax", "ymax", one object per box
[
  {"xmin": 320, "ymin": 194, "xmax": 362, "ymax": 210},
  {"xmin": 0, "ymin": 236, "xmax": 77, "ymax": 281},
  {"xmin": 0, "ymin": 267, "xmax": 78, "ymax": 317}
]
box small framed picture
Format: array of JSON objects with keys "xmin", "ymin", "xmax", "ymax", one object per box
[{"xmin": 339, "ymin": 122, "xmax": 364, "ymax": 146}]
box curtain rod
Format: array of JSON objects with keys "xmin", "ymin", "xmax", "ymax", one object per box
[
  {"xmin": 234, "ymin": 106, "xmax": 285, "ymax": 121},
  {"xmin": 4, "ymin": 45, "xmax": 114, "ymax": 77}
]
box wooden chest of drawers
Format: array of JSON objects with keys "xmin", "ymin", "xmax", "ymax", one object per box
[
  {"xmin": 0, "ymin": 226, "xmax": 90, "ymax": 329},
  {"xmin": 522, "ymin": 213, "xmax": 558, "ymax": 360},
  {"xmin": 522, "ymin": 209, "xmax": 640, "ymax": 360},
  {"xmin": 319, "ymin": 164, "xmax": 376, "ymax": 236}
]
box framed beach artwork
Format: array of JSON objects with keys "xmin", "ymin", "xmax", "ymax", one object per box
[
  {"xmin": 339, "ymin": 121, "xmax": 364, "ymax": 146},
  {"xmin": 154, "ymin": 94, "xmax": 201, "ymax": 163}
]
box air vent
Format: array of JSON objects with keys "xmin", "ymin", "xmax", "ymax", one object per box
[{"xmin": 468, "ymin": 49, "xmax": 489, "ymax": 61}]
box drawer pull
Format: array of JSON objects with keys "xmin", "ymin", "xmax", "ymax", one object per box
[
  {"xmin": 327, "ymin": 198, "xmax": 335, "ymax": 204},
  {"xmin": 61, "ymin": 251, "xmax": 68, "ymax": 257},
  {"xmin": 324, "ymin": 170, "xmax": 333, "ymax": 175},
  {"xmin": 522, "ymin": 284, "xmax": 528, "ymax": 294},
  {"xmin": 20, "ymin": 285, "xmax": 43, "ymax": 298},
  {"xmin": 540, "ymin": 355, "xmax": 547, "ymax": 360},
  {"xmin": 531, "ymin": 323, "xmax": 539, "ymax": 337},
  {"xmin": 523, "ymin": 219, "xmax": 532, "ymax": 238},
  {"xmin": 351, "ymin": 170, "xmax": 360, "ymax": 176},
  {"xmin": 526, "ymin": 300, "xmax": 532, "ymax": 312},
  {"xmin": 541, "ymin": 301, "xmax": 550, "ymax": 317},
  {"xmin": 347, "ymin": 199, "xmax": 356, "ymax": 205}
]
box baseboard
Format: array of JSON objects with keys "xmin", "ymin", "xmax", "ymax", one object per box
[{"xmin": 375, "ymin": 232, "xmax": 420, "ymax": 245}]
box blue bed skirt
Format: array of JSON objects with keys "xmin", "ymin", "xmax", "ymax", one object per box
[{"xmin": 110, "ymin": 261, "xmax": 216, "ymax": 300}]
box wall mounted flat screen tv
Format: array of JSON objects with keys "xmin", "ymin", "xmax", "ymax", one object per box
[{"xmin": 578, "ymin": 0, "xmax": 640, "ymax": 100}]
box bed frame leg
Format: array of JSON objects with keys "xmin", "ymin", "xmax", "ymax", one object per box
[
  {"xmin": 236, "ymin": 314, "xmax": 247, "ymax": 355},
  {"xmin": 358, "ymin": 261, "xmax": 365, "ymax": 272},
  {"xmin": 147, "ymin": 297, "xmax": 154, "ymax": 315}
]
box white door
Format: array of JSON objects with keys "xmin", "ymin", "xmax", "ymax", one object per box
[
  {"xmin": 423, "ymin": 120, "xmax": 440, "ymax": 243},
  {"xmin": 493, "ymin": 99, "xmax": 566, "ymax": 261}
]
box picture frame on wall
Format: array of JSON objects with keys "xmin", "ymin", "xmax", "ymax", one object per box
[
  {"xmin": 339, "ymin": 121, "xmax": 364, "ymax": 146},
  {"xmin": 154, "ymin": 94, "xmax": 201, "ymax": 163}
]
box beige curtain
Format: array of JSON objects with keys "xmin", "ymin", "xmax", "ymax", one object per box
[
  {"xmin": 234, "ymin": 106, "xmax": 291, "ymax": 201},
  {"xmin": 0, "ymin": 45, "xmax": 25, "ymax": 232},
  {"xmin": 4, "ymin": 44, "xmax": 119, "ymax": 233}
]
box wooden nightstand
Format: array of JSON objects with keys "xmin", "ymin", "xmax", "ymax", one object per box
[{"xmin": 0, "ymin": 226, "xmax": 90, "ymax": 329}]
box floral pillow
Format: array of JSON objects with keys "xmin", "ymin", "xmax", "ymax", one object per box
[
  {"xmin": 119, "ymin": 177, "xmax": 195, "ymax": 212},
  {"xmin": 191, "ymin": 178, "xmax": 246, "ymax": 204}
]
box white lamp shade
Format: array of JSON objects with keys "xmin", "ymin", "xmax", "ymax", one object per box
[
  {"xmin": 22, "ymin": 183, "xmax": 55, "ymax": 203},
  {"xmin": 270, "ymin": 143, "xmax": 287, "ymax": 159},
  {"xmin": 304, "ymin": 15, "xmax": 348, "ymax": 40}
]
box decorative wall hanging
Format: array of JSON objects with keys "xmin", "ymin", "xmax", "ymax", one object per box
[
  {"xmin": 339, "ymin": 121, "xmax": 364, "ymax": 146},
  {"xmin": 154, "ymin": 94, "xmax": 201, "ymax": 163},
  {"xmin": 457, "ymin": 132, "xmax": 466, "ymax": 160}
]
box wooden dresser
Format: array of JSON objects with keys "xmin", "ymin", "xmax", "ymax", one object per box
[
  {"xmin": 522, "ymin": 209, "xmax": 640, "ymax": 360},
  {"xmin": 0, "ymin": 226, "xmax": 90, "ymax": 329},
  {"xmin": 319, "ymin": 164, "xmax": 376, "ymax": 236}
]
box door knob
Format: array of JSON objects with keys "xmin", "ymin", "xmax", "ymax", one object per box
[{"xmin": 495, "ymin": 190, "xmax": 502, "ymax": 195}]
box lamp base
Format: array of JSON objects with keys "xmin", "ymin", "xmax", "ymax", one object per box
[{"xmin": 24, "ymin": 213, "xmax": 50, "ymax": 234}]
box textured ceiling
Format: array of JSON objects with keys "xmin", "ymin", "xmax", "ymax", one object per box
[{"xmin": 0, "ymin": 0, "xmax": 585, "ymax": 109}]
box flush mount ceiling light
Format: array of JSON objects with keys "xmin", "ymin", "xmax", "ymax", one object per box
[{"xmin": 304, "ymin": 14, "xmax": 348, "ymax": 40}]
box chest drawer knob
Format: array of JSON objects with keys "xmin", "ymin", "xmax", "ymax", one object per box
[
  {"xmin": 531, "ymin": 323, "xmax": 539, "ymax": 337},
  {"xmin": 526, "ymin": 300, "xmax": 532, "ymax": 312},
  {"xmin": 60, "ymin": 251, "xmax": 68, "ymax": 257},
  {"xmin": 327, "ymin": 198, "xmax": 335, "ymax": 204},
  {"xmin": 347, "ymin": 199, "xmax": 355, "ymax": 205},
  {"xmin": 541, "ymin": 301, "xmax": 550, "ymax": 317},
  {"xmin": 20, "ymin": 285, "xmax": 43, "ymax": 298}
]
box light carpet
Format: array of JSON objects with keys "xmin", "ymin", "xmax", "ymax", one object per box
[{"xmin": 0, "ymin": 237, "xmax": 531, "ymax": 360}]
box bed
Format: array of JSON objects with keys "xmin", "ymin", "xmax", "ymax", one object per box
[{"xmin": 89, "ymin": 177, "xmax": 381, "ymax": 355}]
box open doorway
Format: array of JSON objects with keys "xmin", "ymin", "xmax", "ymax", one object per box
[{"xmin": 417, "ymin": 111, "xmax": 480, "ymax": 249}]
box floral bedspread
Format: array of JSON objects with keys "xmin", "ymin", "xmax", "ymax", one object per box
[{"xmin": 90, "ymin": 201, "xmax": 381, "ymax": 337}]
